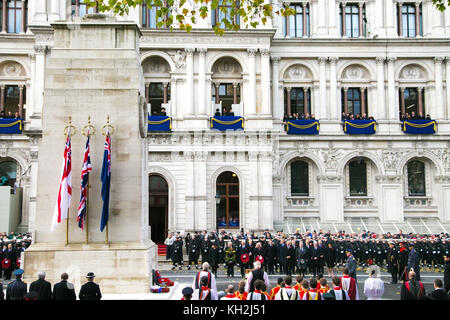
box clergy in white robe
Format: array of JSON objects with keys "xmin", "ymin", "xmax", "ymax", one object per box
[{"xmin": 364, "ymin": 266, "xmax": 385, "ymax": 300}]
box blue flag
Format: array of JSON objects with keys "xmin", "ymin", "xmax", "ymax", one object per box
[{"xmin": 100, "ymin": 135, "xmax": 111, "ymax": 232}]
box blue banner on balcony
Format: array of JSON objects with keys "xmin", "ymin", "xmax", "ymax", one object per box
[
  {"xmin": 0, "ymin": 119, "xmax": 23, "ymax": 134},
  {"xmin": 210, "ymin": 116, "xmax": 244, "ymax": 131},
  {"xmin": 148, "ymin": 116, "xmax": 172, "ymax": 132},
  {"xmin": 402, "ymin": 119, "xmax": 436, "ymax": 134},
  {"xmin": 286, "ymin": 119, "xmax": 319, "ymax": 135},
  {"xmin": 343, "ymin": 119, "xmax": 376, "ymax": 135}
]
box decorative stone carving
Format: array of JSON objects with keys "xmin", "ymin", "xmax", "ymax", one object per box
[
  {"xmin": 430, "ymin": 149, "xmax": 450, "ymax": 170},
  {"xmin": 212, "ymin": 58, "xmax": 242, "ymax": 75},
  {"xmin": 343, "ymin": 65, "xmax": 367, "ymax": 80},
  {"xmin": 400, "ymin": 64, "xmax": 426, "ymax": 80},
  {"xmin": 173, "ymin": 50, "xmax": 186, "ymax": 70},
  {"xmin": 375, "ymin": 175, "xmax": 402, "ymax": 183},
  {"xmin": 0, "ymin": 62, "xmax": 26, "ymax": 77},
  {"xmin": 381, "ymin": 150, "xmax": 406, "ymax": 170},
  {"xmin": 320, "ymin": 149, "xmax": 344, "ymax": 170}
]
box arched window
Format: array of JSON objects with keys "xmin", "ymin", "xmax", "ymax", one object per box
[
  {"xmin": 349, "ymin": 158, "xmax": 367, "ymax": 196},
  {"xmin": 407, "ymin": 160, "xmax": 425, "ymax": 196},
  {"xmin": 290, "ymin": 160, "xmax": 309, "ymax": 196}
]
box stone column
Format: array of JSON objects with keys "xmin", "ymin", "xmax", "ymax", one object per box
[
  {"xmin": 343, "ymin": 87, "xmax": 348, "ymax": 114},
  {"xmin": 286, "ymin": 87, "xmax": 291, "ymax": 116},
  {"xmin": 398, "ymin": 2, "xmax": 403, "ymax": 37},
  {"xmin": 21, "ymin": 0, "xmax": 26, "ymax": 32},
  {"xmin": 341, "ymin": 2, "xmax": 346, "ymax": 37},
  {"xmin": 170, "ymin": 78, "xmax": 177, "ymax": 118},
  {"xmin": 434, "ymin": 57, "xmax": 444, "ymax": 119},
  {"xmin": 48, "ymin": 0, "xmax": 60, "ymax": 22},
  {"xmin": 34, "ymin": 45, "xmax": 46, "ymax": 118},
  {"xmin": 1, "ymin": 0, "xmax": 6, "ymax": 33},
  {"xmin": 185, "ymin": 48, "xmax": 195, "ymax": 117},
  {"xmin": 400, "ymin": 87, "xmax": 405, "ymax": 117},
  {"xmin": 145, "ymin": 83, "xmax": 149, "ymax": 103},
  {"xmin": 214, "ymin": 82, "xmax": 220, "ymax": 104},
  {"xmin": 303, "ymin": 2, "xmax": 308, "ymax": 37},
  {"xmin": 232, "ymin": 82, "xmax": 238, "ymax": 104},
  {"xmin": 163, "ymin": 82, "xmax": 168, "ymax": 104},
  {"xmin": 375, "ymin": 57, "xmax": 386, "ymax": 120},
  {"xmin": 317, "ymin": 0, "xmax": 327, "ymax": 36},
  {"xmin": 0, "ymin": 85, "xmax": 4, "ymax": 113},
  {"xmin": 417, "ymin": 87, "xmax": 424, "ymax": 116},
  {"xmin": 387, "ymin": 57, "xmax": 397, "ymax": 120},
  {"xmin": 32, "ymin": 0, "xmax": 48, "ymax": 23},
  {"xmin": 18, "ymin": 85, "xmax": 24, "ymax": 118},
  {"xmin": 360, "ymin": 87, "xmax": 366, "ymax": 116},
  {"xmin": 247, "ymin": 48, "xmax": 257, "ymax": 116},
  {"xmin": 329, "ymin": 57, "xmax": 338, "ymax": 119},
  {"xmin": 197, "ymin": 48, "xmax": 207, "ymax": 116},
  {"xmin": 446, "ymin": 57, "xmax": 450, "ymax": 119},
  {"xmin": 358, "ymin": 2, "xmax": 364, "ymax": 37},
  {"xmin": 303, "ymin": 87, "xmax": 308, "ymax": 114},
  {"xmin": 260, "ymin": 49, "xmax": 271, "ymax": 116},
  {"xmin": 318, "ymin": 57, "xmax": 327, "ymax": 119},
  {"xmin": 415, "ymin": 2, "xmax": 421, "ymax": 36},
  {"xmin": 271, "ymin": 56, "xmax": 281, "ymax": 120}
]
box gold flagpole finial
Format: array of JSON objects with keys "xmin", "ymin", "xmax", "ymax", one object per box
[
  {"xmin": 64, "ymin": 116, "xmax": 77, "ymax": 136},
  {"xmin": 82, "ymin": 115, "xmax": 96, "ymax": 137},
  {"xmin": 101, "ymin": 114, "xmax": 114, "ymax": 137}
]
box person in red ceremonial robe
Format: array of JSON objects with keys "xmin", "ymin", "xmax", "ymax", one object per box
[
  {"xmin": 234, "ymin": 280, "xmax": 248, "ymax": 300},
  {"xmin": 269, "ymin": 277, "xmax": 284, "ymax": 300},
  {"xmin": 340, "ymin": 267, "xmax": 359, "ymax": 300},
  {"xmin": 192, "ymin": 276, "xmax": 218, "ymax": 300},
  {"xmin": 318, "ymin": 278, "xmax": 329, "ymax": 295}
]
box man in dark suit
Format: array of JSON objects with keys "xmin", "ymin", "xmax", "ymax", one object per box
[
  {"xmin": 3, "ymin": 243, "xmax": 17, "ymax": 280},
  {"xmin": 79, "ymin": 272, "xmax": 102, "ymax": 300},
  {"xmin": 428, "ymin": 279, "xmax": 449, "ymax": 300},
  {"xmin": 53, "ymin": 272, "xmax": 76, "ymax": 300},
  {"xmin": 29, "ymin": 271, "xmax": 53, "ymax": 300},
  {"xmin": 6, "ymin": 269, "xmax": 27, "ymax": 300},
  {"xmin": 226, "ymin": 107, "xmax": 235, "ymax": 116}
]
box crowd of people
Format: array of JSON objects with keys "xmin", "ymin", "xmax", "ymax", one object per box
[
  {"xmin": 166, "ymin": 228, "xmax": 450, "ymax": 300},
  {"xmin": 0, "ymin": 111, "xmax": 21, "ymax": 119},
  {"xmin": 1, "ymin": 232, "xmax": 32, "ymax": 281},
  {"xmin": 341, "ymin": 112, "xmax": 375, "ymax": 121},
  {"xmin": 400, "ymin": 111, "xmax": 432, "ymax": 121},
  {"xmin": 282, "ymin": 112, "xmax": 316, "ymax": 122}
]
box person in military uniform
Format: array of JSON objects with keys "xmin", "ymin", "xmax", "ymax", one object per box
[
  {"xmin": 225, "ymin": 241, "xmax": 236, "ymax": 278},
  {"xmin": 387, "ymin": 241, "xmax": 399, "ymax": 284},
  {"xmin": 187, "ymin": 234, "xmax": 199, "ymax": 270},
  {"xmin": 172, "ymin": 235, "xmax": 184, "ymax": 270},
  {"xmin": 6, "ymin": 269, "xmax": 27, "ymax": 300},
  {"xmin": 79, "ymin": 272, "xmax": 102, "ymax": 300},
  {"xmin": 201, "ymin": 236, "xmax": 211, "ymax": 264},
  {"xmin": 398, "ymin": 242, "xmax": 409, "ymax": 282}
]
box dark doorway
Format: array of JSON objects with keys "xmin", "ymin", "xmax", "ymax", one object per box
[{"xmin": 149, "ymin": 174, "xmax": 168, "ymax": 244}]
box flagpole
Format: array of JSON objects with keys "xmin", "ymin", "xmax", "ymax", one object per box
[
  {"xmin": 86, "ymin": 178, "xmax": 89, "ymax": 244},
  {"xmin": 101, "ymin": 115, "xmax": 113, "ymax": 245},
  {"xmin": 63, "ymin": 116, "xmax": 75, "ymax": 246}
]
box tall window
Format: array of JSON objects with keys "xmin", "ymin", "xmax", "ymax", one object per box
[
  {"xmin": 290, "ymin": 160, "xmax": 309, "ymax": 196},
  {"xmin": 1, "ymin": 85, "xmax": 25, "ymax": 118},
  {"xmin": 0, "ymin": 161, "xmax": 17, "ymax": 188},
  {"xmin": 212, "ymin": 83, "xmax": 240, "ymax": 112},
  {"xmin": 407, "ymin": 160, "xmax": 425, "ymax": 196},
  {"xmin": 399, "ymin": 87, "xmax": 425, "ymax": 118},
  {"xmin": 349, "ymin": 159, "xmax": 367, "ymax": 196},
  {"xmin": 340, "ymin": 3, "xmax": 365, "ymax": 37},
  {"xmin": 284, "ymin": 87, "xmax": 311, "ymax": 116},
  {"xmin": 71, "ymin": 0, "xmax": 97, "ymax": 17},
  {"xmin": 398, "ymin": 3, "xmax": 422, "ymax": 37},
  {"xmin": 142, "ymin": 2, "xmax": 169, "ymax": 28},
  {"xmin": 216, "ymin": 171, "xmax": 239, "ymax": 228},
  {"xmin": 212, "ymin": 0, "xmax": 240, "ymax": 29},
  {"xmin": 342, "ymin": 88, "xmax": 367, "ymax": 116},
  {"xmin": 6, "ymin": 0, "xmax": 26, "ymax": 33},
  {"xmin": 283, "ymin": 3, "xmax": 309, "ymax": 37},
  {"xmin": 147, "ymin": 83, "xmax": 170, "ymax": 115}
]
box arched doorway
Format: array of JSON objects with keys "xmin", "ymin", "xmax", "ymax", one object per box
[
  {"xmin": 216, "ymin": 171, "xmax": 239, "ymax": 229},
  {"xmin": 149, "ymin": 174, "xmax": 168, "ymax": 244}
]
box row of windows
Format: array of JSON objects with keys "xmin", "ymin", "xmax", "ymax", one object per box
[
  {"xmin": 290, "ymin": 159, "xmax": 426, "ymax": 198},
  {"xmin": 284, "ymin": 87, "xmax": 427, "ymax": 120},
  {"xmin": 139, "ymin": 2, "xmax": 423, "ymax": 39}
]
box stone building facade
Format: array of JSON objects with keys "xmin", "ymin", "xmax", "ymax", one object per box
[{"xmin": 1, "ymin": 0, "xmax": 450, "ymax": 245}]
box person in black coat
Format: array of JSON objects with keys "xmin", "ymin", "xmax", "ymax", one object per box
[
  {"xmin": 444, "ymin": 254, "xmax": 450, "ymax": 293},
  {"xmin": 277, "ymin": 239, "xmax": 287, "ymax": 274},
  {"xmin": 209, "ymin": 244, "xmax": 220, "ymax": 278},
  {"xmin": 171, "ymin": 236, "xmax": 184, "ymax": 270},
  {"xmin": 3, "ymin": 243, "xmax": 17, "ymax": 280},
  {"xmin": 29, "ymin": 272, "xmax": 53, "ymax": 300},
  {"xmin": 6, "ymin": 269, "xmax": 27, "ymax": 300},
  {"xmin": 79, "ymin": 272, "xmax": 102, "ymax": 300},
  {"xmin": 428, "ymin": 279, "xmax": 449, "ymax": 300},
  {"xmin": 324, "ymin": 242, "xmax": 337, "ymax": 277},
  {"xmin": 187, "ymin": 234, "xmax": 199, "ymax": 270},
  {"xmin": 53, "ymin": 272, "xmax": 76, "ymax": 300},
  {"xmin": 387, "ymin": 242, "xmax": 399, "ymax": 284},
  {"xmin": 296, "ymin": 240, "xmax": 309, "ymax": 276},
  {"xmin": 237, "ymin": 240, "xmax": 250, "ymax": 277},
  {"xmin": 266, "ymin": 240, "xmax": 278, "ymax": 275},
  {"xmin": 285, "ymin": 240, "xmax": 295, "ymax": 276}
]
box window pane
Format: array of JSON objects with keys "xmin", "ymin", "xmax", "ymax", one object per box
[
  {"xmin": 229, "ymin": 198, "xmax": 239, "ymax": 226},
  {"xmin": 217, "ymin": 198, "xmax": 227, "ymax": 226},
  {"xmin": 408, "ymin": 161, "xmax": 425, "ymax": 196},
  {"xmin": 349, "ymin": 159, "xmax": 367, "ymax": 196},
  {"xmin": 291, "ymin": 161, "xmax": 309, "ymax": 196}
]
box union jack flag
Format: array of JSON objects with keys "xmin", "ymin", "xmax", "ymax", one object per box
[
  {"xmin": 77, "ymin": 135, "xmax": 92, "ymax": 230},
  {"xmin": 51, "ymin": 133, "xmax": 72, "ymax": 232},
  {"xmin": 100, "ymin": 134, "xmax": 111, "ymax": 232}
]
